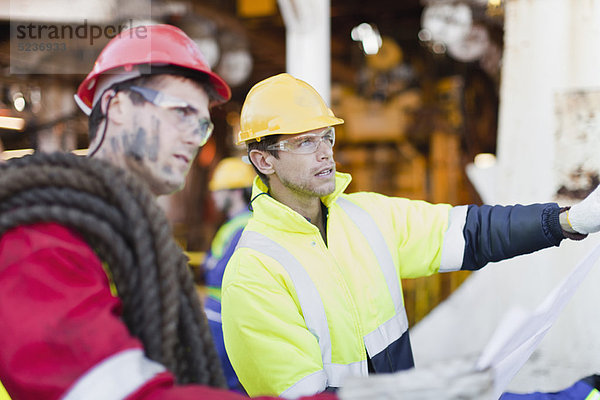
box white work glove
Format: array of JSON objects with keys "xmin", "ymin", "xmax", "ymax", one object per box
[{"xmin": 568, "ymin": 185, "xmax": 600, "ymax": 234}]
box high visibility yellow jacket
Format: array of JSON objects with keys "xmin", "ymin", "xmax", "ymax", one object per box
[
  {"xmin": 0, "ymin": 381, "xmax": 10, "ymax": 400},
  {"xmin": 222, "ymin": 172, "xmax": 564, "ymax": 398}
]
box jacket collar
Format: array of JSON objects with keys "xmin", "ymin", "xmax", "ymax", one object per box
[{"xmin": 249, "ymin": 172, "xmax": 352, "ymax": 233}]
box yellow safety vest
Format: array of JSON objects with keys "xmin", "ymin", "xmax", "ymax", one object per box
[
  {"xmin": 0, "ymin": 380, "xmax": 11, "ymax": 400},
  {"xmin": 222, "ymin": 173, "xmax": 463, "ymax": 397}
]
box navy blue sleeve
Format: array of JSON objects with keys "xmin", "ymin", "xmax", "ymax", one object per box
[
  {"xmin": 203, "ymin": 228, "xmax": 245, "ymax": 288},
  {"xmin": 461, "ymin": 203, "xmax": 564, "ymax": 271}
]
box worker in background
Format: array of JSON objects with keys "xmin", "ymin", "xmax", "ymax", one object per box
[
  {"xmin": 221, "ymin": 73, "xmax": 600, "ymax": 398},
  {"xmin": 0, "ymin": 27, "xmax": 335, "ymax": 400},
  {"xmin": 203, "ymin": 156, "xmax": 255, "ymax": 393}
]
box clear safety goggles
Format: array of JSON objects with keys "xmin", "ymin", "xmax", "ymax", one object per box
[
  {"xmin": 266, "ymin": 127, "xmax": 335, "ymax": 154},
  {"xmin": 129, "ymin": 86, "xmax": 214, "ymax": 146}
]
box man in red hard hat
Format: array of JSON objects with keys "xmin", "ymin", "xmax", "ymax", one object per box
[
  {"xmin": 76, "ymin": 23, "xmax": 231, "ymax": 196},
  {"xmin": 0, "ymin": 24, "xmax": 336, "ymax": 400}
]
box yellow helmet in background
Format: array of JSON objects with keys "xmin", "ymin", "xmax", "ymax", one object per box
[
  {"xmin": 237, "ymin": 73, "xmax": 344, "ymax": 144},
  {"xmin": 209, "ymin": 157, "xmax": 256, "ymax": 191}
]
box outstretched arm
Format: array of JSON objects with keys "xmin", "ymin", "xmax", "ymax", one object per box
[
  {"xmin": 460, "ymin": 203, "xmax": 564, "ymax": 270},
  {"xmin": 456, "ymin": 183, "xmax": 600, "ymax": 272}
]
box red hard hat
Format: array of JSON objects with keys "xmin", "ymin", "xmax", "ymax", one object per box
[{"xmin": 75, "ymin": 24, "xmax": 231, "ymax": 115}]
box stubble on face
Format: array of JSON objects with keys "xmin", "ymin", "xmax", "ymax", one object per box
[
  {"xmin": 278, "ymin": 167, "xmax": 336, "ymax": 199},
  {"xmin": 277, "ymin": 160, "xmax": 335, "ymax": 197}
]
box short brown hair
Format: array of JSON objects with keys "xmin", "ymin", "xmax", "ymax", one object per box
[{"xmin": 246, "ymin": 135, "xmax": 280, "ymax": 187}]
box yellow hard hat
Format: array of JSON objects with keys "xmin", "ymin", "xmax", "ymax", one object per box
[
  {"xmin": 366, "ymin": 36, "xmax": 403, "ymax": 71},
  {"xmin": 237, "ymin": 73, "xmax": 344, "ymax": 144},
  {"xmin": 209, "ymin": 157, "xmax": 256, "ymax": 191}
]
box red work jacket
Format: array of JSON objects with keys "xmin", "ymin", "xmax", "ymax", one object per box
[{"xmin": 0, "ymin": 222, "xmax": 336, "ymax": 400}]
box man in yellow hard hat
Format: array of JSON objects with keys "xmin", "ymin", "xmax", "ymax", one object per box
[
  {"xmin": 221, "ymin": 73, "xmax": 600, "ymax": 398},
  {"xmin": 202, "ymin": 157, "xmax": 255, "ymax": 393}
]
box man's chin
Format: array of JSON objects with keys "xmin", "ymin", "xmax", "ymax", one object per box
[{"xmin": 316, "ymin": 183, "xmax": 336, "ymax": 198}]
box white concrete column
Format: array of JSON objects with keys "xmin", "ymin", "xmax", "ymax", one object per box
[
  {"xmin": 278, "ymin": 0, "xmax": 331, "ymax": 104},
  {"xmin": 496, "ymin": 0, "xmax": 600, "ymax": 203}
]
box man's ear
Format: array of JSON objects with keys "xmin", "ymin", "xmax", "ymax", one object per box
[
  {"xmin": 249, "ymin": 149, "xmax": 275, "ymax": 176},
  {"xmin": 101, "ymin": 90, "xmax": 129, "ymax": 125}
]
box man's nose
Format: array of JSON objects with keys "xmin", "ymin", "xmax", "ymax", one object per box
[{"xmin": 317, "ymin": 139, "xmax": 334, "ymax": 158}]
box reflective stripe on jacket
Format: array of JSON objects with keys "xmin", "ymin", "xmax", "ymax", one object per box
[
  {"xmin": 222, "ymin": 172, "xmax": 564, "ymax": 398},
  {"xmin": 0, "ymin": 381, "xmax": 10, "ymax": 400}
]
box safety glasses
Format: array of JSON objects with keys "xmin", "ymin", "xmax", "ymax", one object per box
[
  {"xmin": 129, "ymin": 86, "xmax": 214, "ymax": 146},
  {"xmin": 266, "ymin": 127, "xmax": 335, "ymax": 154}
]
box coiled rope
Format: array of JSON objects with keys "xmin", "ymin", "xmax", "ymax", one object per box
[{"xmin": 0, "ymin": 152, "xmax": 226, "ymax": 387}]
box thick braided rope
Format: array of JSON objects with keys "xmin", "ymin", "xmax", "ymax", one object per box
[{"xmin": 0, "ymin": 152, "xmax": 226, "ymax": 387}]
